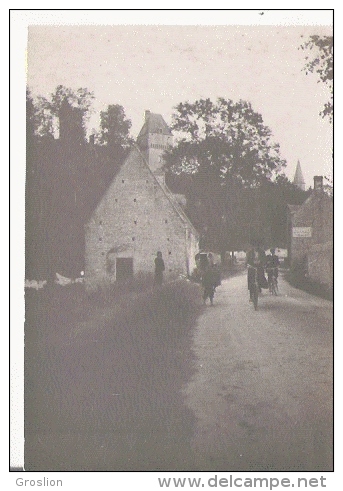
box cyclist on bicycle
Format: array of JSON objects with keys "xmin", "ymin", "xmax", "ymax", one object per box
[
  {"xmin": 201, "ymin": 255, "xmax": 221, "ymax": 306},
  {"xmin": 265, "ymin": 248, "xmax": 280, "ymax": 287},
  {"xmin": 246, "ymin": 242, "xmax": 268, "ymax": 302}
]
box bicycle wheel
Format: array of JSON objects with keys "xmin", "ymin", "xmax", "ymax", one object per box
[{"xmin": 252, "ymin": 285, "xmax": 258, "ymax": 310}]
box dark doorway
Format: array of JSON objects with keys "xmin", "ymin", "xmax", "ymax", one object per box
[{"xmin": 116, "ymin": 258, "xmax": 134, "ymax": 281}]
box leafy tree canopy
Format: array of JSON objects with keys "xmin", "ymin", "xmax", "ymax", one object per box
[
  {"xmin": 97, "ymin": 104, "xmax": 133, "ymax": 150},
  {"xmin": 300, "ymin": 35, "xmax": 333, "ymax": 122},
  {"xmin": 163, "ymin": 98, "xmax": 310, "ymax": 253},
  {"xmin": 164, "ymin": 98, "xmax": 286, "ymax": 187},
  {"xmin": 28, "ymin": 85, "xmax": 95, "ymax": 138},
  {"xmin": 26, "ymin": 88, "xmax": 40, "ymax": 140},
  {"xmin": 49, "ymin": 85, "xmax": 95, "ymax": 115}
]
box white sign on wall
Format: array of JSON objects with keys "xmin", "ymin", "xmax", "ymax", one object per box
[{"xmin": 292, "ymin": 227, "xmax": 312, "ymax": 238}]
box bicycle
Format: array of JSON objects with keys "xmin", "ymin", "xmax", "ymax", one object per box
[
  {"xmin": 266, "ymin": 267, "xmax": 278, "ymax": 296},
  {"xmin": 248, "ymin": 265, "xmax": 259, "ymax": 311}
]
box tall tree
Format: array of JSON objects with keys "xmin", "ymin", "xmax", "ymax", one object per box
[
  {"xmin": 31, "ymin": 85, "xmax": 95, "ymax": 139},
  {"xmin": 165, "ymin": 98, "xmax": 286, "ymax": 185},
  {"xmin": 26, "ymin": 88, "xmax": 37, "ymax": 140},
  {"xmin": 164, "ymin": 98, "xmax": 287, "ymax": 253},
  {"xmin": 26, "ymin": 86, "xmax": 135, "ymax": 278},
  {"xmin": 25, "ymin": 85, "xmax": 95, "ymax": 278},
  {"xmin": 258, "ymin": 174, "xmax": 310, "ymax": 247},
  {"xmin": 300, "ymin": 35, "xmax": 333, "ymax": 122},
  {"xmin": 26, "ymin": 88, "xmax": 53, "ymax": 139},
  {"xmin": 50, "ymin": 85, "xmax": 95, "ymax": 114},
  {"xmin": 97, "ymin": 104, "xmax": 133, "ymax": 160}
]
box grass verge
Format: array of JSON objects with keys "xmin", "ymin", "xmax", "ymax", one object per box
[{"xmin": 24, "ymin": 279, "xmax": 203, "ymax": 470}]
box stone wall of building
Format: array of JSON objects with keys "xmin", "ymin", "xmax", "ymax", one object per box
[
  {"xmin": 307, "ymin": 241, "xmax": 333, "ymax": 288},
  {"xmin": 288, "ymin": 186, "xmax": 333, "ymax": 287},
  {"xmin": 85, "ymin": 147, "xmax": 198, "ymax": 289},
  {"xmin": 289, "ymin": 190, "xmax": 333, "ymax": 264}
]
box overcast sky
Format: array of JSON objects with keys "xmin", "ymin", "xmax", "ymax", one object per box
[{"xmin": 25, "ymin": 14, "xmax": 333, "ymax": 188}]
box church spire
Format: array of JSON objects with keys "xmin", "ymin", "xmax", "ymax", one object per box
[{"xmin": 293, "ymin": 160, "xmax": 305, "ymax": 191}]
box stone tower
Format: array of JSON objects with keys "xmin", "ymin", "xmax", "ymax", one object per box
[
  {"xmin": 293, "ymin": 160, "xmax": 306, "ymax": 191},
  {"xmin": 136, "ymin": 110, "xmax": 173, "ymax": 180}
]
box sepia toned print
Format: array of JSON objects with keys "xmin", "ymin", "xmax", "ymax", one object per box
[{"xmin": 23, "ymin": 16, "xmax": 333, "ymax": 472}]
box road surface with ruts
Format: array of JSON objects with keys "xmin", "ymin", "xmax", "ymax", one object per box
[
  {"xmin": 25, "ymin": 271, "xmax": 332, "ymax": 471},
  {"xmin": 183, "ymin": 271, "xmax": 333, "ymax": 471}
]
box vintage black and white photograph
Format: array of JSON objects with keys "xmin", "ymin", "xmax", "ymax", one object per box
[{"xmin": 16, "ymin": 9, "xmax": 333, "ymax": 475}]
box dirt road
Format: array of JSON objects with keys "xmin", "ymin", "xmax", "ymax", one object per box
[
  {"xmin": 24, "ymin": 273, "xmax": 333, "ymax": 471},
  {"xmin": 183, "ymin": 271, "xmax": 333, "ymax": 471}
]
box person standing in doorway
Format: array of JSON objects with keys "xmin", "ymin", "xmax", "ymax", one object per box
[{"xmin": 154, "ymin": 251, "xmax": 165, "ymax": 285}]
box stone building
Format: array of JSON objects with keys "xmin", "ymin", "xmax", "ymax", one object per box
[
  {"xmin": 84, "ymin": 111, "xmax": 199, "ymax": 289},
  {"xmin": 287, "ymin": 176, "xmax": 333, "ymax": 288}
]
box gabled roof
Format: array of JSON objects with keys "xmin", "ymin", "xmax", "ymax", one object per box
[
  {"xmin": 137, "ymin": 112, "xmax": 172, "ymax": 138},
  {"xmin": 87, "ymin": 144, "xmax": 199, "ymax": 237}
]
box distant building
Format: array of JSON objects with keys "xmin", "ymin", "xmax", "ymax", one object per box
[
  {"xmin": 84, "ymin": 111, "xmax": 199, "ymax": 289},
  {"xmin": 287, "ymin": 176, "xmax": 333, "ymax": 288},
  {"xmin": 293, "ymin": 160, "xmax": 306, "ymax": 191}
]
